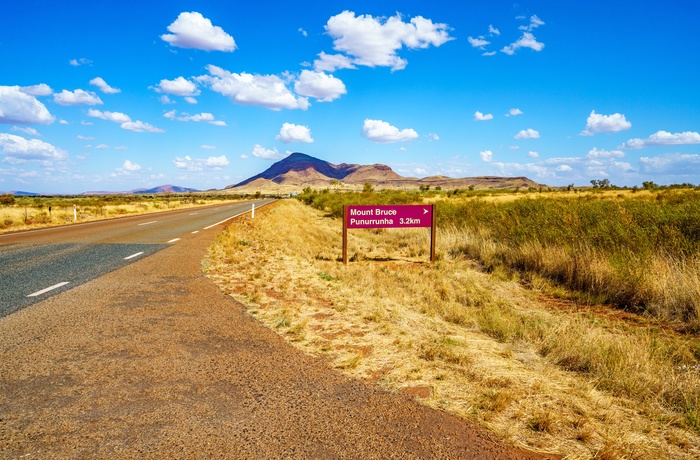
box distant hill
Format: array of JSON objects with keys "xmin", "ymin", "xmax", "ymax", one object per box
[
  {"xmin": 82, "ymin": 184, "xmax": 200, "ymax": 195},
  {"xmin": 0, "ymin": 191, "xmax": 40, "ymax": 196},
  {"xmin": 227, "ymin": 152, "xmax": 540, "ymax": 192}
]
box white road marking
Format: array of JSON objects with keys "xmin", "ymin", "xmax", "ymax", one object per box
[
  {"xmin": 189, "ymin": 212, "xmax": 199, "ymax": 215},
  {"xmin": 191, "ymin": 230, "xmax": 199, "ymax": 234},
  {"xmin": 167, "ymin": 238, "xmax": 181, "ymax": 243},
  {"xmin": 138, "ymin": 221, "xmax": 157, "ymax": 226},
  {"xmin": 124, "ymin": 252, "xmax": 144, "ymax": 260},
  {"xmin": 203, "ymin": 211, "xmax": 249, "ymax": 230},
  {"xmin": 28, "ymin": 282, "xmax": 70, "ymax": 297}
]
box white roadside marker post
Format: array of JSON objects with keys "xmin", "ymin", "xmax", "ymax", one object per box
[
  {"xmin": 73, "ymin": 204, "xmax": 77, "ymax": 221},
  {"xmin": 252, "ymin": 203, "xmax": 255, "ymax": 219}
]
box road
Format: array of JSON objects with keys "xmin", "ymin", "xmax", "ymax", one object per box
[
  {"xmin": 0, "ymin": 199, "xmax": 272, "ymax": 318},
  {"xmin": 0, "ymin": 200, "xmax": 556, "ymax": 459}
]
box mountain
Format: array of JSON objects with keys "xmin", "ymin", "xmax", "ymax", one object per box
[
  {"xmin": 227, "ymin": 152, "xmax": 540, "ymax": 191},
  {"xmin": 82, "ymin": 184, "xmax": 200, "ymax": 195}
]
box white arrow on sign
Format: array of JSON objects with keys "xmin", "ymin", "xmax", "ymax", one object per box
[{"xmin": 423, "ymin": 208, "xmax": 429, "ymax": 214}]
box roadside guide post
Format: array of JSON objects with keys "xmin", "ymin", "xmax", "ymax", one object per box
[
  {"xmin": 252, "ymin": 203, "xmax": 255, "ymax": 219},
  {"xmin": 343, "ymin": 204, "xmax": 436, "ymax": 265}
]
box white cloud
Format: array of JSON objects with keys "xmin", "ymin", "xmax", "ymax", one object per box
[
  {"xmin": 581, "ymin": 110, "xmax": 631, "ymax": 136},
  {"xmin": 298, "ymin": 28, "xmax": 308, "ymax": 37},
  {"xmin": 515, "ymin": 128, "xmax": 540, "ymax": 139},
  {"xmin": 0, "ymin": 86, "xmax": 55, "ymax": 125},
  {"xmin": 427, "ymin": 132, "xmax": 440, "ymax": 141},
  {"xmin": 506, "ymin": 108, "xmax": 523, "ymax": 117},
  {"xmin": 519, "ymin": 15, "xmax": 545, "ymax": 32},
  {"xmin": 69, "ymin": 58, "xmax": 92, "ymax": 67},
  {"xmin": 276, "ymin": 123, "xmax": 314, "ymax": 143},
  {"xmin": 501, "ymin": 32, "xmax": 545, "ymax": 55},
  {"xmin": 468, "ymin": 36, "xmax": 490, "ymax": 48},
  {"xmin": 87, "ymin": 109, "xmax": 131, "ymax": 123},
  {"xmin": 528, "ymin": 151, "xmax": 539, "ymax": 158},
  {"xmin": 160, "ymin": 95, "xmax": 174, "ymax": 104},
  {"xmin": 173, "ymin": 155, "xmax": 229, "ymax": 171},
  {"xmin": 198, "ymin": 65, "xmax": 309, "ymax": 111},
  {"xmin": 122, "ymin": 160, "xmax": 141, "ymax": 172},
  {"xmin": 639, "ymin": 153, "xmax": 700, "ymax": 175},
  {"xmin": 89, "ymin": 77, "xmax": 121, "ymax": 94},
  {"xmin": 294, "ymin": 70, "xmax": 347, "ymax": 102},
  {"xmin": 12, "ymin": 126, "xmax": 41, "ymax": 137},
  {"xmin": 240, "ymin": 154, "xmax": 249, "ymax": 159},
  {"xmin": 489, "ymin": 25, "xmax": 500, "ymax": 36},
  {"xmin": 482, "ymin": 51, "xmax": 497, "ymax": 57},
  {"xmin": 619, "ymin": 131, "xmax": 700, "ymax": 149},
  {"xmin": 54, "ymin": 89, "xmax": 103, "ymax": 106},
  {"xmin": 324, "ymin": 11, "xmax": 453, "ymax": 71},
  {"xmin": 95, "ymin": 144, "xmax": 109, "ymax": 150},
  {"xmin": 480, "ymin": 150, "xmax": 493, "ymax": 162},
  {"xmin": 77, "ymin": 135, "xmax": 95, "ymax": 140},
  {"xmin": 200, "ymin": 144, "xmax": 216, "ymax": 149},
  {"xmin": 0, "ymin": 133, "xmax": 67, "ymax": 164},
  {"xmin": 251, "ymin": 144, "xmax": 284, "ymax": 159},
  {"xmin": 474, "ymin": 111, "xmax": 493, "ymax": 121},
  {"xmin": 114, "ymin": 146, "xmax": 128, "ymax": 151},
  {"xmin": 163, "ymin": 110, "xmax": 225, "ymax": 125},
  {"xmin": 161, "ymin": 12, "xmax": 236, "ymax": 52},
  {"xmin": 155, "ymin": 77, "xmax": 200, "ymax": 96},
  {"xmin": 587, "ymin": 147, "xmax": 625, "ymax": 158},
  {"xmin": 361, "ymin": 119, "xmax": 418, "ymax": 143},
  {"xmin": 184, "ymin": 96, "xmax": 198, "ymax": 104},
  {"xmin": 313, "ymin": 51, "xmax": 357, "ymax": 72},
  {"xmin": 121, "ymin": 121, "xmax": 164, "ymax": 133},
  {"xmin": 19, "ymin": 84, "xmax": 53, "ymax": 96}
]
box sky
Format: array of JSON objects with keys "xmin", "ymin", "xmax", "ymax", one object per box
[{"xmin": 1, "ymin": 0, "xmax": 699, "ymax": 194}]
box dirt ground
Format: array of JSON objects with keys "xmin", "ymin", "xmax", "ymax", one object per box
[{"xmin": 0, "ymin": 224, "xmax": 558, "ymax": 459}]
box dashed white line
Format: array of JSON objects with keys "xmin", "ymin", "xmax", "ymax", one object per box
[
  {"xmin": 28, "ymin": 282, "xmax": 70, "ymax": 297},
  {"xmin": 191, "ymin": 230, "xmax": 199, "ymax": 234},
  {"xmin": 203, "ymin": 211, "xmax": 249, "ymax": 230},
  {"xmin": 189, "ymin": 212, "xmax": 199, "ymax": 215},
  {"xmin": 167, "ymin": 238, "xmax": 181, "ymax": 243},
  {"xmin": 124, "ymin": 252, "xmax": 144, "ymax": 260},
  {"xmin": 138, "ymin": 221, "xmax": 157, "ymax": 226}
]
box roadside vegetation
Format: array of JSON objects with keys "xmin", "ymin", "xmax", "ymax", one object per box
[
  {"xmin": 0, "ymin": 192, "xmax": 255, "ymax": 234},
  {"xmin": 205, "ymin": 189, "xmax": 700, "ymax": 459}
]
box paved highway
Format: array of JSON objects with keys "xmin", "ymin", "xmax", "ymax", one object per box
[{"xmin": 0, "ymin": 199, "xmax": 273, "ymax": 318}]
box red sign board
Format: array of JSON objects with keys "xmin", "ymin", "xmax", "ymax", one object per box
[{"xmin": 345, "ymin": 205, "xmax": 433, "ymax": 228}]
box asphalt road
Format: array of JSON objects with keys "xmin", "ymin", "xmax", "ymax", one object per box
[{"xmin": 0, "ymin": 199, "xmax": 273, "ymax": 318}]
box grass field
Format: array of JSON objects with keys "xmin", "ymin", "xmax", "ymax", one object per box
[
  {"xmin": 0, "ymin": 193, "xmax": 247, "ymax": 234},
  {"xmin": 205, "ymin": 193, "xmax": 700, "ymax": 459}
]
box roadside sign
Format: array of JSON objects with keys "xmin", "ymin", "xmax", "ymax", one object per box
[
  {"xmin": 345, "ymin": 205, "xmax": 433, "ymax": 229},
  {"xmin": 343, "ymin": 204, "xmax": 436, "ymax": 264}
]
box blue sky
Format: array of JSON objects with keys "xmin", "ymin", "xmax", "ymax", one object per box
[{"xmin": 1, "ymin": 0, "xmax": 699, "ymax": 194}]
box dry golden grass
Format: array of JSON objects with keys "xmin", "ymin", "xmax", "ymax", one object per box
[
  {"xmin": 0, "ymin": 197, "xmax": 236, "ymax": 234},
  {"xmin": 205, "ymin": 199, "xmax": 700, "ymax": 459}
]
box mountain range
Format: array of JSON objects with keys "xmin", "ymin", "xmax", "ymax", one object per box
[{"xmin": 227, "ymin": 152, "xmax": 539, "ymax": 191}]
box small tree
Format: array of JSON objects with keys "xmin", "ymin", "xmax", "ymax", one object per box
[{"xmin": 363, "ymin": 182, "xmax": 374, "ymax": 193}]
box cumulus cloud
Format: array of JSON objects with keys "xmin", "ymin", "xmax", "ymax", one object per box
[
  {"xmin": 174, "ymin": 154, "xmax": 229, "ymax": 171},
  {"xmin": 587, "ymin": 147, "xmax": 625, "ymax": 158},
  {"xmin": 528, "ymin": 151, "xmax": 539, "ymax": 158},
  {"xmin": 251, "ymin": 144, "xmax": 284, "ymax": 159},
  {"xmin": 515, "ymin": 128, "xmax": 540, "ymax": 139},
  {"xmin": 89, "ymin": 77, "xmax": 121, "ymax": 94},
  {"xmin": 12, "ymin": 126, "xmax": 41, "ymax": 137},
  {"xmin": 313, "ymin": 52, "xmax": 357, "ymax": 72},
  {"xmin": 121, "ymin": 121, "xmax": 164, "ymax": 133},
  {"xmin": 198, "ymin": 65, "xmax": 309, "ymax": 111},
  {"xmin": 95, "ymin": 144, "xmax": 109, "ymax": 150},
  {"xmin": 619, "ymin": 131, "xmax": 700, "ymax": 149},
  {"xmin": 0, "ymin": 86, "xmax": 55, "ymax": 125},
  {"xmin": 506, "ymin": 108, "xmax": 523, "ymax": 117},
  {"xmin": 123, "ymin": 160, "xmax": 141, "ymax": 171},
  {"xmin": 154, "ymin": 77, "xmax": 200, "ymax": 96},
  {"xmin": 520, "ymin": 15, "xmax": 545, "ymax": 32},
  {"xmin": 468, "ymin": 36, "xmax": 490, "ymax": 48},
  {"xmin": 54, "ymin": 89, "xmax": 103, "ymax": 106},
  {"xmin": 163, "ymin": 110, "xmax": 225, "ymax": 125},
  {"xmin": 427, "ymin": 132, "xmax": 440, "ymax": 141},
  {"xmin": 361, "ymin": 119, "xmax": 418, "ymax": 143},
  {"xmin": 639, "ymin": 153, "xmax": 700, "ymax": 175},
  {"xmin": 480, "ymin": 150, "xmax": 493, "ymax": 162},
  {"xmin": 502, "ymin": 32, "xmax": 545, "ymax": 55},
  {"xmin": 474, "ymin": 111, "xmax": 493, "ymax": 121},
  {"xmin": 489, "ymin": 25, "xmax": 500, "ymax": 36},
  {"xmin": 184, "ymin": 96, "xmax": 198, "ymax": 104},
  {"xmin": 294, "ymin": 70, "xmax": 346, "ymax": 102},
  {"xmin": 276, "ymin": 123, "xmax": 314, "ymax": 143},
  {"xmin": 161, "ymin": 12, "xmax": 236, "ymax": 52},
  {"xmin": 323, "ymin": 11, "xmax": 453, "ymax": 71},
  {"xmin": 0, "ymin": 133, "xmax": 67, "ymax": 164},
  {"xmin": 87, "ymin": 109, "xmax": 131, "ymax": 123},
  {"xmin": 69, "ymin": 58, "xmax": 92, "ymax": 67},
  {"xmin": 581, "ymin": 110, "xmax": 631, "ymax": 136},
  {"xmin": 200, "ymin": 144, "xmax": 216, "ymax": 149},
  {"xmin": 19, "ymin": 84, "xmax": 53, "ymax": 97}
]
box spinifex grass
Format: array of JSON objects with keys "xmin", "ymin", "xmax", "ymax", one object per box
[{"xmin": 205, "ymin": 199, "xmax": 700, "ymax": 459}]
